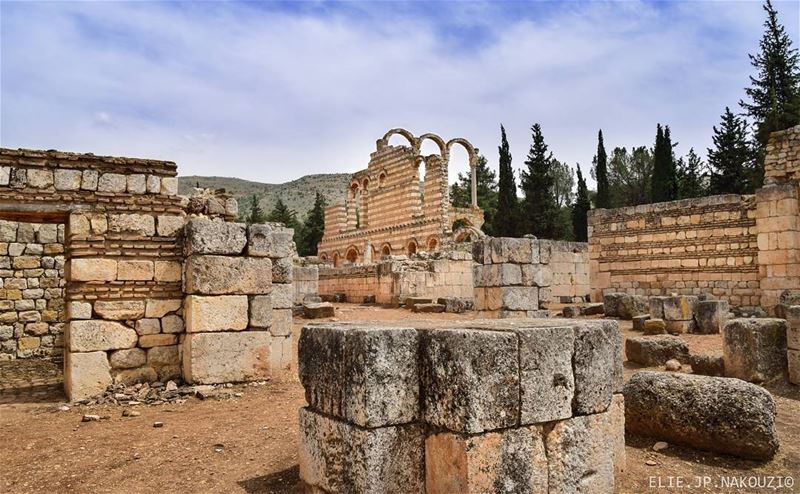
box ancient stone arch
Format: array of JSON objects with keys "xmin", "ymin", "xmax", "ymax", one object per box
[
  {"xmin": 380, "ymin": 128, "xmax": 416, "ymax": 149},
  {"xmin": 345, "ymin": 245, "xmax": 359, "ymax": 263},
  {"xmin": 379, "ymin": 243, "xmax": 392, "ymax": 256},
  {"xmin": 415, "ymin": 133, "xmax": 449, "ymax": 161},
  {"xmin": 406, "ymin": 239, "xmax": 418, "ymax": 255}
]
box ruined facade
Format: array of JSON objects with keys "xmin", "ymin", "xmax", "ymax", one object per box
[
  {"xmin": 589, "ymin": 125, "xmax": 800, "ymax": 311},
  {"xmin": 317, "ymin": 129, "xmax": 484, "ymax": 265}
]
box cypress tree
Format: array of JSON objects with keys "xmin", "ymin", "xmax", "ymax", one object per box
[
  {"xmin": 678, "ymin": 148, "xmax": 707, "ymax": 199},
  {"xmin": 496, "ymin": 125, "xmax": 519, "ymax": 237},
  {"xmin": 740, "ymin": 0, "xmax": 800, "ymax": 162},
  {"xmin": 572, "ymin": 165, "xmax": 591, "ymax": 242},
  {"xmin": 243, "ymin": 194, "xmax": 267, "ymax": 225},
  {"xmin": 651, "ymin": 124, "xmax": 678, "ymax": 203},
  {"xmin": 707, "ymin": 107, "xmax": 753, "ymax": 195},
  {"xmin": 520, "ymin": 123, "xmax": 558, "ymax": 238},
  {"xmin": 267, "ymin": 198, "xmax": 299, "ymax": 230},
  {"xmin": 298, "ymin": 191, "xmax": 326, "ymax": 256},
  {"xmin": 593, "ymin": 130, "xmax": 611, "ymax": 209}
]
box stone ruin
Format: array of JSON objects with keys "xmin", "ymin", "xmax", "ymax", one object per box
[
  {"xmin": 298, "ymin": 318, "xmax": 625, "ymax": 493},
  {"xmin": 0, "ymin": 148, "xmax": 294, "ymax": 400}
]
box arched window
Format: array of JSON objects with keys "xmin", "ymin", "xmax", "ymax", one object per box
[
  {"xmin": 381, "ymin": 244, "xmax": 391, "ymax": 256},
  {"xmin": 378, "ymin": 172, "xmax": 387, "ymax": 187},
  {"xmin": 427, "ymin": 237, "xmax": 438, "ymax": 251},
  {"xmin": 332, "ymin": 252, "xmax": 340, "ymax": 267},
  {"xmin": 407, "ymin": 240, "xmax": 417, "ymax": 256},
  {"xmin": 346, "ymin": 247, "xmax": 358, "ymax": 263}
]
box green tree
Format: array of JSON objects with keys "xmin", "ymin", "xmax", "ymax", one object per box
[
  {"xmin": 740, "ymin": 0, "xmax": 800, "ymax": 172},
  {"xmin": 267, "ymin": 198, "xmax": 300, "ymax": 230},
  {"xmin": 449, "ymin": 155, "xmax": 499, "ymax": 235},
  {"xmin": 297, "ymin": 191, "xmax": 326, "ymax": 256},
  {"xmin": 496, "ymin": 124, "xmax": 519, "ymax": 237},
  {"xmin": 707, "ymin": 107, "xmax": 754, "ymax": 195},
  {"xmin": 239, "ymin": 194, "xmax": 267, "ymax": 225},
  {"xmin": 520, "ymin": 123, "xmax": 559, "ymax": 239},
  {"xmin": 593, "ymin": 129, "xmax": 611, "ymax": 209},
  {"xmin": 651, "ymin": 124, "xmax": 678, "ymax": 203},
  {"xmin": 609, "ymin": 146, "xmax": 654, "ymax": 207},
  {"xmin": 572, "ymin": 165, "xmax": 591, "ymax": 242},
  {"xmin": 677, "ymin": 148, "xmax": 707, "ymax": 199}
]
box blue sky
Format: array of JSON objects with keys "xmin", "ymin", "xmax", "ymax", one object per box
[{"xmin": 1, "ymin": 1, "xmax": 798, "ymax": 186}]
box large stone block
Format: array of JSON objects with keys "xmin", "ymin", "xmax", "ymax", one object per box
[
  {"xmin": 184, "ymin": 218, "xmax": 247, "ymax": 255},
  {"xmin": 500, "ymin": 286, "xmax": 539, "ymax": 311},
  {"xmin": 271, "ymin": 256, "xmax": 293, "ymax": 283},
  {"xmin": 425, "ymin": 427, "xmax": 548, "ymax": 494},
  {"xmin": 489, "ymin": 237, "xmax": 536, "ymax": 264},
  {"xmin": 298, "ymin": 324, "xmax": 419, "ymax": 427},
  {"xmin": 54, "ymin": 169, "xmax": 82, "ymax": 191},
  {"xmin": 299, "ymin": 408, "xmax": 424, "ymax": 494},
  {"xmin": 272, "ymin": 283, "xmax": 294, "ymax": 309},
  {"xmin": 247, "ymin": 224, "xmax": 294, "ymax": 258},
  {"xmin": 723, "ymin": 318, "xmax": 787, "ymax": 382},
  {"xmin": 545, "ymin": 410, "xmax": 615, "ymax": 494},
  {"xmin": 783, "ymin": 305, "xmax": 800, "ymax": 349},
  {"xmin": 70, "ymin": 258, "xmax": 117, "ymax": 281},
  {"xmin": 270, "ymin": 308, "xmax": 292, "ymax": 337},
  {"xmin": 572, "ymin": 320, "xmax": 621, "ymax": 414},
  {"xmin": 182, "ymin": 331, "xmax": 271, "ymax": 384},
  {"xmin": 107, "ymin": 213, "xmax": 156, "ymax": 236},
  {"xmin": 609, "ymin": 394, "xmax": 626, "ymax": 475},
  {"xmin": 249, "ymin": 295, "xmax": 272, "ymax": 328},
  {"xmin": 68, "ymin": 320, "xmax": 138, "ymax": 352},
  {"xmin": 145, "ymin": 299, "xmax": 182, "ymax": 318},
  {"xmin": 154, "ymin": 260, "xmax": 181, "ymax": 282},
  {"xmin": 521, "ymin": 264, "xmax": 552, "ymax": 288},
  {"xmin": 184, "ymin": 255, "xmax": 272, "ymax": 295},
  {"xmin": 117, "ymin": 260, "xmax": 154, "ymax": 281},
  {"xmin": 184, "ymin": 295, "xmax": 248, "ymax": 332},
  {"xmin": 421, "ymin": 328, "xmax": 519, "ymax": 433},
  {"xmin": 625, "ymin": 335, "xmax": 689, "ymax": 366},
  {"xmin": 517, "ymin": 325, "xmax": 574, "ymax": 423},
  {"xmin": 65, "ymin": 351, "xmax": 112, "ymax": 401},
  {"xmin": 624, "ymin": 371, "xmax": 779, "ymax": 460},
  {"xmin": 97, "ymin": 173, "xmax": 127, "ymax": 193},
  {"xmin": 789, "ymin": 349, "xmax": 800, "ymax": 385},
  {"xmin": 109, "ymin": 348, "xmax": 147, "ymax": 369},
  {"xmin": 604, "ymin": 292, "xmax": 647, "ymax": 319},
  {"xmin": 661, "ymin": 295, "xmax": 698, "ymax": 321},
  {"xmin": 93, "ymin": 300, "xmax": 145, "ymax": 320}
]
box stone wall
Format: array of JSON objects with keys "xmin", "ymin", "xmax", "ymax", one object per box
[
  {"xmin": 543, "ymin": 240, "xmax": 589, "ymax": 303},
  {"xmin": 293, "ymin": 265, "xmax": 320, "ymax": 305},
  {"xmin": 0, "ymin": 220, "xmax": 65, "ymax": 360},
  {"xmin": 298, "ymin": 319, "xmax": 625, "ymax": 492},
  {"xmin": 764, "ymin": 125, "xmax": 800, "ymax": 185},
  {"xmin": 318, "ymin": 252, "xmax": 474, "ymax": 304}
]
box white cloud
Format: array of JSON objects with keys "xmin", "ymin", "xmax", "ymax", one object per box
[{"xmin": 1, "ymin": 1, "xmax": 798, "ymax": 187}]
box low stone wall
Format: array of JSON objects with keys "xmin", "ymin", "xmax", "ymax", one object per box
[
  {"xmin": 0, "ymin": 220, "xmax": 65, "ymax": 360},
  {"xmin": 318, "ymin": 252, "xmax": 473, "ymax": 304},
  {"xmin": 544, "ymin": 240, "xmax": 589, "ymax": 303},
  {"xmin": 293, "ymin": 265, "xmax": 319, "ymax": 304},
  {"xmin": 298, "ymin": 319, "xmax": 625, "ymax": 492}
]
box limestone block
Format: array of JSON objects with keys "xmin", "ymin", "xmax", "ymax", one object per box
[
  {"xmin": 625, "ymin": 335, "xmax": 690, "ymax": 366},
  {"xmin": 580, "ymin": 303, "xmax": 604, "ymax": 316},
  {"xmin": 665, "ymin": 319, "xmax": 695, "ymax": 335},
  {"xmin": 609, "ymin": 394, "xmax": 626, "ymax": 475},
  {"xmin": 247, "ymin": 224, "xmax": 294, "ymax": 258},
  {"xmin": 113, "ymin": 366, "xmax": 157, "ymax": 385},
  {"xmin": 9, "ymin": 168, "xmax": 26, "ymax": 188},
  {"xmin": 161, "ymin": 315, "xmax": 184, "ymax": 334},
  {"xmin": 411, "ymin": 303, "xmax": 445, "ymax": 314},
  {"xmin": 272, "ymin": 283, "xmax": 294, "ymax": 309},
  {"xmin": 184, "ymin": 255, "xmax": 272, "ymax": 295},
  {"xmin": 148, "ymin": 344, "xmax": 179, "ymax": 366},
  {"xmin": 272, "ymin": 256, "xmax": 293, "ymax": 283},
  {"xmin": 126, "ymin": 174, "xmax": 146, "ymax": 194},
  {"xmin": 156, "ymin": 215, "xmax": 185, "ymax": 237},
  {"xmin": 13, "ymin": 256, "xmax": 40, "ymax": 269},
  {"xmin": 473, "ymin": 264, "xmax": 521, "ymax": 287},
  {"xmin": 81, "ymin": 169, "xmax": 98, "ymax": 191},
  {"xmin": 521, "ymin": 264, "xmax": 552, "ymax": 288},
  {"xmin": 632, "ymin": 314, "xmax": 650, "ymax": 332},
  {"xmin": 182, "ymin": 330, "xmax": 271, "ymax": 384},
  {"xmin": 108, "ymin": 214, "xmax": 156, "ymax": 236},
  {"xmin": 298, "ymin": 324, "xmax": 419, "ymax": 427},
  {"xmin": 662, "ymin": 295, "xmax": 698, "ymax": 321},
  {"xmin": 694, "ymin": 300, "xmax": 729, "ymax": 334},
  {"xmin": 69, "ymin": 320, "xmax": 138, "ymax": 352},
  {"xmin": 299, "ymin": 408, "xmax": 424, "ymax": 494},
  {"xmin": 572, "ymin": 321, "xmax": 620, "ymax": 414},
  {"xmin": 304, "ymin": 302, "xmax": 335, "ymax": 318},
  {"xmin": 425, "ymin": 427, "xmax": 548, "ymax": 494},
  {"xmin": 146, "ymin": 175, "xmax": 161, "ymax": 194},
  {"xmin": 648, "ymin": 296, "xmax": 669, "ymax": 319},
  {"xmin": 109, "ymin": 348, "xmax": 147, "ymax": 369},
  {"xmin": 723, "ymin": 318, "xmax": 787, "ymax": 382},
  {"xmin": 93, "ymin": 300, "xmax": 145, "ymax": 320},
  {"xmin": 160, "ymin": 177, "xmax": 178, "ymax": 195},
  {"xmin": 98, "ymin": 173, "xmax": 127, "ymax": 193},
  {"xmin": 421, "ymin": 328, "xmax": 518, "ymax": 433},
  {"xmin": 501, "ymin": 286, "xmax": 538, "ymax": 311},
  {"xmin": 624, "ymin": 371, "xmax": 779, "ymax": 460},
  {"xmin": 789, "ymin": 349, "xmax": 800, "ymax": 385},
  {"xmin": 271, "ymin": 309, "xmax": 292, "ymax": 337},
  {"xmin": 0, "ymin": 220, "xmax": 17, "ymax": 242},
  {"xmin": 604, "ymin": 292, "xmax": 647, "ymax": 319},
  {"xmin": 27, "ymin": 169, "xmax": 54, "ymax": 188},
  {"xmin": 517, "ymin": 325, "xmax": 575, "ymax": 423},
  {"xmin": 545, "ymin": 410, "xmax": 615, "ymax": 494},
  {"xmin": 185, "ymin": 295, "xmax": 248, "ymax": 332},
  {"xmin": 135, "ymin": 318, "xmax": 160, "ymax": 335},
  {"xmin": 644, "ymin": 318, "xmax": 666, "ymax": 335},
  {"xmin": 269, "ymin": 335, "xmax": 292, "ymax": 374},
  {"xmin": 154, "ymin": 260, "xmax": 181, "ymax": 282},
  {"xmin": 0, "ymin": 167, "xmax": 9, "ymax": 186},
  {"xmin": 689, "ymin": 353, "xmax": 725, "ymax": 376},
  {"xmin": 489, "ymin": 237, "xmax": 536, "ymax": 264},
  {"xmin": 249, "ymin": 295, "xmax": 272, "ymax": 328},
  {"xmin": 139, "ymin": 333, "xmax": 177, "ymax": 348},
  {"xmin": 54, "ymin": 169, "xmax": 82, "ymax": 191},
  {"xmin": 117, "ymin": 260, "xmax": 154, "ymax": 281},
  {"xmin": 783, "ymin": 305, "xmax": 800, "ymax": 349},
  {"xmin": 145, "ymin": 299, "xmax": 182, "ymax": 318},
  {"xmin": 65, "ymin": 351, "xmax": 112, "ymax": 401},
  {"xmin": 184, "ymin": 218, "xmax": 246, "ymax": 255}
]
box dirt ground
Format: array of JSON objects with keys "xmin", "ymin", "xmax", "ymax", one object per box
[{"xmin": 1, "ymin": 304, "xmax": 798, "ymax": 493}]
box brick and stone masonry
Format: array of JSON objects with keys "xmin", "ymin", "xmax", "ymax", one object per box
[{"xmin": 297, "ymin": 318, "xmax": 625, "ymax": 493}]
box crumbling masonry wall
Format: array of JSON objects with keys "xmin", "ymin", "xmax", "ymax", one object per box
[
  {"xmin": 542, "ymin": 240, "xmax": 589, "ymax": 303},
  {"xmin": 298, "ymin": 319, "xmax": 625, "ymax": 493}
]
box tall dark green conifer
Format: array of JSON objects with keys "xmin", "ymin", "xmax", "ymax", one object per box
[
  {"xmin": 520, "ymin": 123, "xmax": 558, "ymax": 238},
  {"xmin": 572, "ymin": 165, "xmax": 591, "ymax": 242},
  {"xmin": 593, "ymin": 130, "xmax": 611, "ymax": 209},
  {"xmin": 651, "ymin": 124, "xmax": 678, "ymax": 203},
  {"xmin": 267, "ymin": 198, "xmax": 300, "ymax": 230},
  {"xmin": 298, "ymin": 191, "xmax": 326, "ymax": 256},
  {"xmin": 496, "ymin": 125, "xmax": 519, "ymax": 237},
  {"xmin": 678, "ymin": 148, "xmax": 707, "ymax": 199},
  {"xmin": 242, "ymin": 194, "xmax": 267, "ymax": 225},
  {"xmin": 708, "ymin": 107, "xmax": 753, "ymax": 195},
  {"xmin": 740, "ymin": 0, "xmax": 800, "ymax": 161}
]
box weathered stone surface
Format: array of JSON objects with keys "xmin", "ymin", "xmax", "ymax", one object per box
[
  {"xmin": 723, "ymin": 318, "xmax": 787, "ymax": 383},
  {"xmin": 184, "ymin": 218, "xmax": 247, "ymax": 255},
  {"xmin": 662, "ymin": 296, "xmax": 698, "ymax": 321},
  {"xmin": 271, "ymin": 257, "xmax": 293, "ymax": 283},
  {"xmin": 625, "ymin": 335, "xmax": 689, "ymax": 366},
  {"xmin": 68, "ymin": 301, "xmax": 92, "ymax": 320},
  {"xmin": 521, "ymin": 263, "xmax": 552, "ymax": 287},
  {"xmin": 270, "ymin": 309, "xmax": 292, "ymax": 337},
  {"xmin": 298, "ymin": 324, "xmax": 419, "ymax": 427},
  {"xmin": 69, "ymin": 320, "xmax": 138, "ymax": 352},
  {"xmin": 161, "ymin": 177, "xmax": 178, "ymax": 195},
  {"xmin": 117, "ymin": 260, "xmax": 154, "ymax": 281},
  {"xmin": 782, "ymin": 305, "xmax": 800, "ymax": 349},
  {"xmin": 604, "ymin": 292, "xmax": 647, "ymax": 319},
  {"xmin": 185, "ymin": 295, "xmax": 248, "ymax": 332},
  {"xmin": 27, "ymin": 169, "xmax": 54, "ymax": 188},
  {"xmin": 411, "ymin": 303, "xmax": 445, "ymax": 314},
  {"xmin": 249, "ymin": 295, "xmax": 272, "ymax": 328},
  {"xmin": 109, "ymin": 348, "xmax": 147, "ymax": 369},
  {"xmin": 156, "ymin": 215, "xmax": 184, "ymax": 237},
  {"xmin": 54, "ymin": 169, "xmax": 82, "ymax": 191},
  {"xmin": 304, "ymin": 302, "xmax": 335, "ymax": 318},
  {"xmin": 437, "ymin": 297, "xmax": 473, "ymax": 314},
  {"xmin": 694, "ymin": 300, "xmax": 729, "ymax": 334},
  {"xmin": 546, "ymin": 410, "xmax": 615, "ymax": 494},
  {"xmin": 624, "ymin": 371, "xmax": 779, "ymax": 460},
  {"xmin": 643, "ymin": 318, "xmax": 667, "ymax": 335},
  {"xmin": 134, "ymin": 318, "xmax": 160, "ymax": 336},
  {"xmin": 184, "ymin": 255, "xmax": 272, "ymax": 295},
  {"xmin": 147, "ymin": 345, "xmax": 180, "ymax": 366},
  {"xmin": 404, "ymin": 297, "xmax": 433, "ymax": 308},
  {"xmin": 70, "ymin": 258, "xmax": 117, "ymax": 281},
  {"xmin": 632, "ymin": 314, "xmax": 650, "ymax": 332},
  {"xmin": 139, "ymin": 334, "xmax": 177, "ymax": 348},
  {"xmin": 561, "ymin": 306, "xmax": 581, "ymax": 318},
  {"xmin": 81, "ymin": 169, "xmax": 98, "ymax": 190},
  {"xmin": 93, "ymin": 300, "xmax": 145, "ymax": 320},
  {"xmin": 518, "ymin": 325, "xmax": 574, "ymax": 423},
  {"xmin": 145, "ymin": 299, "xmax": 182, "ymax": 318},
  {"xmin": 572, "ymin": 320, "xmax": 621, "ymax": 414},
  {"xmin": 425, "ymin": 427, "xmax": 548, "ymax": 494},
  {"xmin": 421, "ymin": 328, "xmax": 519, "ymax": 433},
  {"xmin": 689, "ymin": 353, "xmax": 725, "ymax": 376},
  {"xmin": 299, "ymin": 408, "xmax": 424, "ymax": 494},
  {"xmin": 789, "ymin": 349, "xmax": 800, "ymax": 385},
  {"xmin": 113, "ymin": 366, "xmax": 158, "ymax": 385},
  {"xmin": 473, "ymin": 264, "xmax": 522, "ymax": 287},
  {"xmin": 65, "ymin": 351, "xmax": 112, "ymax": 401},
  {"xmin": 182, "ymin": 331, "xmax": 271, "ymax": 384},
  {"xmin": 161, "ymin": 315, "xmax": 184, "ymax": 334},
  {"xmin": 146, "ymin": 175, "xmax": 161, "ymax": 194},
  {"xmin": 489, "ymin": 237, "xmax": 536, "ymax": 264},
  {"xmin": 580, "ymin": 303, "xmax": 604, "ymax": 316},
  {"xmin": 665, "ymin": 319, "xmax": 695, "ymax": 335},
  {"xmin": 609, "ymin": 394, "xmax": 626, "ymax": 475},
  {"xmin": 97, "ymin": 173, "xmax": 127, "ymax": 193},
  {"xmin": 154, "ymin": 261, "xmax": 181, "ymax": 282},
  {"xmin": 272, "ymin": 283, "xmax": 294, "ymax": 309},
  {"xmin": 107, "ymin": 214, "xmax": 155, "ymax": 236},
  {"xmin": 247, "ymin": 224, "xmax": 294, "ymax": 258},
  {"xmin": 500, "ymin": 286, "xmax": 539, "ymax": 311}
]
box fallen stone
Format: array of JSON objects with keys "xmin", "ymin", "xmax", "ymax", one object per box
[
  {"xmin": 580, "ymin": 303, "xmax": 604, "ymax": 316},
  {"xmin": 412, "ymin": 303, "xmax": 445, "ymax": 314},
  {"xmin": 303, "ymin": 302, "xmax": 335, "ymax": 319},
  {"xmin": 604, "ymin": 293, "xmax": 647, "ymax": 319},
  {"xmin": 404, "ymin": 297, "xmax": 433, "ymax": 308},
  {"xmin": 648, "ymin": 296, "xmax": 669, "ymax": 319},
  {"xmin": 122, "ymin": 410, "xmax": 141, "ymax": 417},
  {"xmin": 665, "ymin": 319, "xmax": 694, "ymax": 335},
  {"xmin": 689, "ymin": 354, "xmax": 725, "ymax": 377},
  {"xmin": 694, "ymin": 300, "xmax": 729, "ymax": 334},
  {"xmin": 662, "ymin": 296, "xmax": 698, "ymax": 321},
  {"xmin": 153, "ymin": 421, "xmax": 164, "ymax": 428},
  {"xmin": 789, "ymin": 349, "xmax": 799, "ymax": 385},
  {"xmin": 82, "ymin": 414, "xmax": 101, "ymax": 422},
  {"xmin": 632, "ymin": 314, "xmax": 650, "ymax": 332},
  {"xmin": 624, "ymin": 371, "xmax": 779, "ymax": 460},
  {"xmin": 643, "ymin": 318, "xmax": 667, "ymax": 335},
  {"xmin": 561, "ymin": 305, "xmax": 581, "ymax": 318},
  {"xmin": 723, "ymin": 318, "xmax": 787, "ymax": 383},
  {"xmin": 653, "ymin": 441, "xmax": 669, "ymax": 452},
  {"xmin": 437, "ymin": 297, "xmax": 472, "ymax": 314},
  {"xmin": 665, "ymin": 359, "xmax": 681, "ymax": 371},
  {"xmin": 625, "ymin": 335, "xmax": 689, "ymax": 366}
]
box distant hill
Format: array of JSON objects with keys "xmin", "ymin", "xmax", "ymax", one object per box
[{"xmin": 178, "ymin": 173, "xmax": 351, "ymax": 221}]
